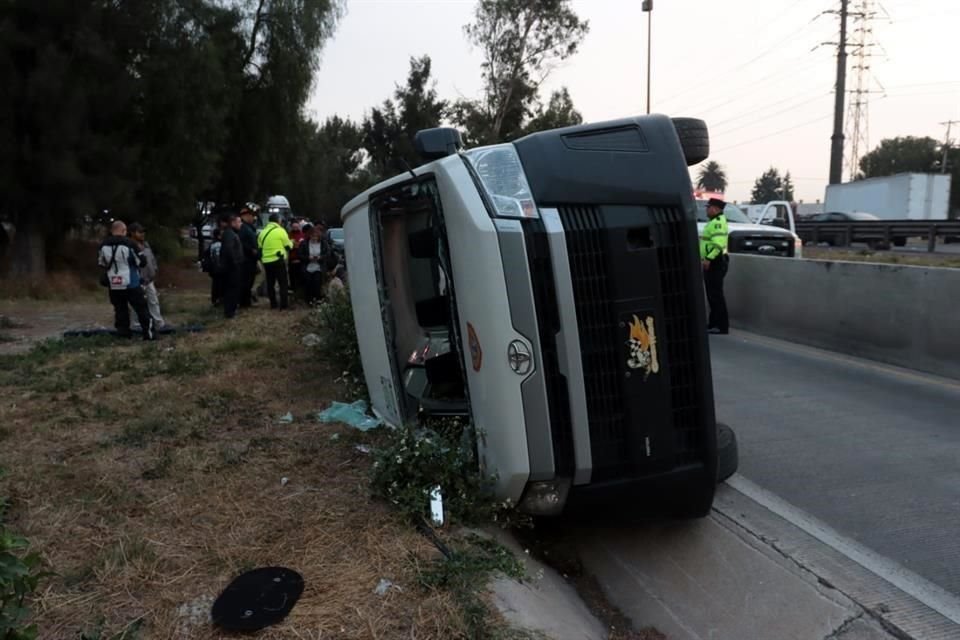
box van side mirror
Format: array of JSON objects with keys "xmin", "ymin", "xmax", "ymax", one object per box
[{"xmin": 414, "ymin": 128, "xmax": 463, "ymax": 160}]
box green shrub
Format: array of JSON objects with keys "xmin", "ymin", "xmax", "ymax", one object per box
[
  {"xmin": 304, "ymin": 289, "xmax": 366, "ymax": 397},
  {"xmin": 145, "ymin": 225, "xmax": 183, "ymax": 263},
  {"xmin": 370, "ymin": 419, "xmax": 517, "ymax": 527},
  {"xmin": 0, "ymin": 507, "xmax": 47, "ymax": 640}
]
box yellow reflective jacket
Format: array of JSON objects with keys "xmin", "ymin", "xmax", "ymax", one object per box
[
  {"xmin": 699, "ymin": 214, "xmax": 729, "ymax": 261},
  {"xmin": 257, "ymin": 222, "xmax": 293, "ymax": 264}
]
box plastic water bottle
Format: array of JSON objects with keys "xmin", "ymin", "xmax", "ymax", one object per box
[{"xmin": 429, "ymin": 486, "xmax": 444, "ymax": 527}]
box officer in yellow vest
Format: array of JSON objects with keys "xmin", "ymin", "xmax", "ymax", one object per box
[
  {"xmin": 700, "ymin": 198, "xmax": 730, "ymax": 335},
  {"xmin": 258, "ymin": 213, "xmax": 294, "ymax": 310}
]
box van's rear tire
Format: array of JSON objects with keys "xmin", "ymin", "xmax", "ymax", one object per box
[
  {"xmin": 717, "ymin": 423, "xmax": 738, "ymax": 483},
  {"xmin": 672, "ymin": 118, "xmax": 710, "ymax": 166}
]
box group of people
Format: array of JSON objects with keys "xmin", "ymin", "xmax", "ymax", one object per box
[
  {"xmin": 97, "ymin": 220, "xmax": 165, "ymax": 340},
  {"xmin": 203, "ymin": 209, "xmax": 340, "ymax": 318}
]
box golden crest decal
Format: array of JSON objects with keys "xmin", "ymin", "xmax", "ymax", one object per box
[{"xmin": 626, "ymin": 314, "xmax": 659, "ymax": 379}]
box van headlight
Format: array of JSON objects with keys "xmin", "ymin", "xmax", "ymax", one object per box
[{"xmin": 462, "ymin": 144, "xmax": 539, "ymax": 219}]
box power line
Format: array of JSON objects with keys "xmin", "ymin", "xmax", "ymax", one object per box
[
  {"xmin": 712, "ymin": 114, "xmax": 833, "ymax": 153},
  {"xmin": 672, "ymin": 54, "xmax": 829, "ymax": 119},
  {"xmin": 655, "ymin": 1, "xmax": 831, "ymax": 109},
  {"xmin": 709, "ymin": 87, "xmax": 831, "ymax": 128},
  {"xmin": 712, "ymin": 92, "xmax": 833, "ymax": 137}
]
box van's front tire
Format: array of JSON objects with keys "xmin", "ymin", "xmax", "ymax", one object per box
[
  {"xmin": 672, "ymin": 117, "xmax": 710, "ymax": 166},
  {"xmin": 717, "ymin": 423, "xmax": 738, "ymax": 483}
]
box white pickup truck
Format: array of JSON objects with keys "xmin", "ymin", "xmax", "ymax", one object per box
[{"xmin": 696, "ymin": 199, "xmax": 803, "ymax": 258}]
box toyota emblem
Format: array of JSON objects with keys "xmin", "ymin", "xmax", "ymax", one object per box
[{"xmin": 507, "ymin": 340, "xmax": 533, "ymax": 375}]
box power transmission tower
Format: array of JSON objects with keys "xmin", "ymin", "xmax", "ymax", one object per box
[
  {"xmin": 829, "ymin": 0, "xmax": 849, "ymax": 185},
  {"xmin": 845, "ymin": 0, "xmax": 879, "ymax": 180},
  {"xmin": 941, "ymin": 120, "xmax": 960, "ymax": 174}
]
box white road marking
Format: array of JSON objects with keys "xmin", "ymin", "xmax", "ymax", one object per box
[{"xmin": 726, "ymin": 474, "xmax": 960, "ymax": 625}]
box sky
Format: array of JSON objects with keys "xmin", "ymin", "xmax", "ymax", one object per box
[{"xmin": 307, "ymin": 0, "xmax": 960, "ymax": 203}]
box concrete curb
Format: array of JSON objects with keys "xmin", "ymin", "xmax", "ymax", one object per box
[{"xmin": 489, "ymin": 529, "xmax": 608, "ymax": 640}]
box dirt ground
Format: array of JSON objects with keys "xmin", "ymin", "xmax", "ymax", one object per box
[{"xmin": 0, "ymin": 270, "xmax": 500, "ymax": 639}]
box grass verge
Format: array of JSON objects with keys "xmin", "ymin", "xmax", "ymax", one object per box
[{"xmin": 0, "ymin": 277, "xmax": 522, "ymax": 638}]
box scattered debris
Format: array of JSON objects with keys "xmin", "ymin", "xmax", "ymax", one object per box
[
  {"xmin": 316, "ymin": 400, "xmax": 382, "ymax": 431},
  {"xmin": 374, "ymin": 578, "xmax": 402, "ymax": 596},
  {"xmin": 330, "ymin": 433, "xmax": 341, "ymax": 441},
  {"xmin": 281, "ymin": 477, "xmax": 290, "ymax": 487},
  {"xmin": 175, "ymin": 595, "xmax": 214, "ymax": 637},
  {"xmin": 277, "ymin": 412, "xmax": 294, "ymax": 424},
  {"xmin": 355, "ymin": 444, "xmax": 372, "ymax": 454},
  {"xmin": 301, "ymin": 333, "xmax": 322, "ymax": 347}
]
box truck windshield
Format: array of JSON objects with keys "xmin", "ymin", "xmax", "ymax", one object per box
[{"xmin": 695, "ymin": 201, "xmax": 752, "ymax": 224}]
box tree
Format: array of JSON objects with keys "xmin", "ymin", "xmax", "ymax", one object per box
[
  {"xmin": 782, "ymin": 171, "xmax": 795, "ymax": 202},
  {"xmin": 287, "ymin": 115, "xmax": 368, "ymax": 223},
  {"xmin": 0, "ymin": 0, "xmax": 345, "ymax": 275},
  {"xmin": 858, "ymin": 136, "xmax": 940, "ymax": 179},
  {"xmin": 362, "ymin": 55, "xmax": 447, "ymax": 180},
  {"xmin": 696, "ymin": 161, "xmax": 728, "ymax": 193},
  {"xmin": 455, "ymin": 0, "xmax": 589, "ymax": 144},
  {"xmin": 213, "ymin": 0, "xmax": 344, "ymax": 204},
  {"xmin": 523, "ymin": 87, "xmax": 582, "ymax": 134},
  {"xmin": 750, "ymin": 167, "xmax": 793, "ymax": 203},
  {"xmin": 0, "ymin": 1, "xmax": 141, "ymax": 276}
]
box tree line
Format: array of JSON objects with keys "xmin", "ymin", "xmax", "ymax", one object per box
[
  {"xmin": 698, "ymin": 136, "xmax": 960, "ymax": 209},
  {"xmin": 0, "ymin": 0, "xmax": 589, "ymax": 277}
]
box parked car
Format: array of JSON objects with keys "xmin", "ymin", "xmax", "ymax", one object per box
[
  {"xmin": 327, "ymin": 227, "xmax": 344, "ymax": 253},
  {"xmin": 807, "ymin": 211, "xmax": 900, "ymax": 247},
  {"xmin": 342, "ymin": 115, "xmax": 737, "ymax": 518}
]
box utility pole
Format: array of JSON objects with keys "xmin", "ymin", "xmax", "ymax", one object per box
[
  {"xmin": 643, "ymin": 0, "xmax": 653, "ymax": 114},
  {"xmin": 845, "ymin": 0, "xmax": 879, "ymax": 180},
  {"xmin": 941, "ymin": 121, "xmax": 959, "ymax": 174},
  {"xmin": 829, "ymin": 0, "xmax": 849, "ymax": 185}
]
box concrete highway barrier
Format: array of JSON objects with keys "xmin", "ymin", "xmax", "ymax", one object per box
[{"xmin": 725, "ymin": 255, "xmax": 960, "ymax": 380}]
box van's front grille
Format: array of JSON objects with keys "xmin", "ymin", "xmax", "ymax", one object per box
[
  {"xmin": 651, "ymin": 207, "xmax": 703, "ymax": 465},
  {"xmin": 556, "ymin": 206, "xmax": 630, "ymax": 480},
  {"xmin": 556, "ymin": 205, "xmax": 704, "ymax": 476},
  {"xmin": 522, "ymin": 219, "xmax": 575, "ymax": 477}
]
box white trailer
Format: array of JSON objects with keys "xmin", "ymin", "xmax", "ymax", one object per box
[{"xmin": 824, "ymin": 173, "xmax": 951, "ymax": 220}]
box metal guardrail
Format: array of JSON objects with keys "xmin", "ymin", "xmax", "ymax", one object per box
[{"xmin": 795, "ymin": 220, "xmax": 960, "ymax": 252}]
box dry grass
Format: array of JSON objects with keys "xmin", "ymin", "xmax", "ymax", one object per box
[
  {"xmin": 802, "ymin": 246, "xmax": 960, "ymax": 269},
  {"xmin": 0, "ymin": 278, "xmax": 501, "ymax": 639}
]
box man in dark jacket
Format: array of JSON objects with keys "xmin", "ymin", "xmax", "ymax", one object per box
[
  {"xmin": 239, "ymin": 208, "xmax": 259, "ymax": 307},
  {"xmin": 98, "ymin": 220, "xmax": 156, "ymax": 340},
  {"xmin": 220, "ymin": 213, "xmax": 245, "ymax": 319}
]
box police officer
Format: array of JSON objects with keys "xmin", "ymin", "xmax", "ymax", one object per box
[
  {"xmin": 257, "ymin": 213, "xmax": 294, "ymax": 310},
  {"xmin": 700, "ymin": 197, "xmax": 730, "ymax": 335}
]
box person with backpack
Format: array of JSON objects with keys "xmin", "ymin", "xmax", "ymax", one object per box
[
  {"xmin": 220, "ymin": 213, "xmax": 245, "ymax": 319},
  {"xmin": 128, "ymin": 222, "xmax": 165, "ymax": 330},
  {"xmin": 98, "ymin": 220, "xmax": 156, "ymax": 340},
  {"xmin": 257, "ymin": 213, "xmax": 293, "ymax": 310}
]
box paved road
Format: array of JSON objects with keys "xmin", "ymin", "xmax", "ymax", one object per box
[{"xmin": 710, "ymin": 332, "xmax": 960, "ymax": 595}]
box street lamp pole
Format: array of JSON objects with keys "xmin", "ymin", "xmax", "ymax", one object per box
[{"xmin": 643, "ymin": 0, "xmax": 653, "ymax": 114}]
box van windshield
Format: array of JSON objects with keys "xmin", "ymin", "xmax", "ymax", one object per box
[{"xmin": 695, "ymin": 201, "xmax": 752, "ymax": 224}]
